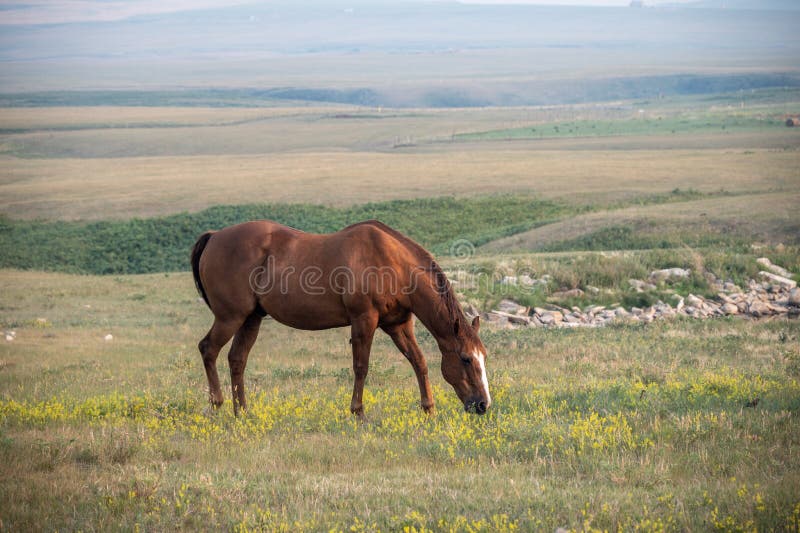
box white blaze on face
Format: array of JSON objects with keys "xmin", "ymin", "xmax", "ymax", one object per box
[{"xmin": 473, "ymin": 349, "xmax": 491, "ymax": 405}]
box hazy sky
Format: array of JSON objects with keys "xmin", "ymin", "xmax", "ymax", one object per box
[
  {"xmin": 0, "ymin": 0, "xmax": 696, "ymax": 25},
  {"xmin": 463, "ymin": 0, "xmax": 698, "ymax": 5}
]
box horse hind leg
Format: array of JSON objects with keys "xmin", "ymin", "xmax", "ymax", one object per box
[
  {"xmin": 349, "ymin": 311, "xmax": 379, "ymax": 419},
  {"xmin": 228, "ymin": 313, "xmax": 262, "ymax": 416},
  {"xmin": 198, "ymin": 318, "xmax": 241, "ymax": 409}
]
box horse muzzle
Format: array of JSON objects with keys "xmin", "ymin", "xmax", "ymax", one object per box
[{"xmin": 465, "ymin": 398, "xmax": 489, "ymax": 415}]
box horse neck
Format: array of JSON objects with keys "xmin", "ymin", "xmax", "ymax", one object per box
[{"xmin": 409, "ymin": 276, "xmax": 461, "ymax": 349}]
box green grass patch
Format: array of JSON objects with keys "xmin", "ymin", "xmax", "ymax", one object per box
[
  {"xmin": 0, "ymin": 196, "xmax": 571, "ymax": 274},
  {"xmin": 454, "ymin": 113, "xmax": 784, "ymax": 142},
  {"xmin": 0, "ymin": 189, "xmax": 762, "ymax": 276},
  {"xmin": 537, "ymin": 223, "xmax": 754, "ymax": 253}
]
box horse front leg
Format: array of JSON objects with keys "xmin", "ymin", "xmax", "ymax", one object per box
[
  {"xmin": 383, "ymin": 318, "xmax": 435, "ymax": 414},
  {"xmin": 349, "ymin": 312, "xmax": 378, "ymax": 419}
]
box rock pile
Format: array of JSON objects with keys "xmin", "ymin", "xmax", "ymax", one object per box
[{"xmin": 472, "ymin": 259, "xmax": 799, "ymax": 329}]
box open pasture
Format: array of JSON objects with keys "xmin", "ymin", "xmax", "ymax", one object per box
[
  {"xmin": 1, "ymin": 92, "xmax": 799, "ymax": 222},
  {"xmin": 1, "ymin": 268, "xmax": 799, "ymax": 531},
  {"xmin": 2, "ymin": 0, "xmax": 800, "ymax": 528},
  {"xmin": 1, "ymin": 88, "xmax": 799, "ymax": 530}
]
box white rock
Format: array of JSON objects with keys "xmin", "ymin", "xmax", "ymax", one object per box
[
  {"xmin": 721, "ymin": 303, "xmax": 739, "ymax": 315},
  {"xmin": 649, "ymin": 268, "xmax": 691, "ymax": 282},
  {"xmin": 718, "ymin": 293, "xmax": 735, "ymax": 304},
  {"xmin": 489, "ymin": 310, "xmax": 531, "ymax": 325},
  {"xmin": 104, "ymin": 334, "xmax": 114, "ymax": 341},
  {"xmin": 748, "ymin": 300, "xmax": 771, "ymax": 317},
  {"xmin": 756, "ymin": 258, "xmax": 793, "ymax": 279},
  {"xmin": 790, "ymin": 288, "xmax": 800, "ymax": 306},
  {"xmin": 722, "ymin": 281, "xmax": 740, "ymax": 293},
  {"xmin": 561, "ymin": 321, "xmax": 588, "ymax": 328},
  {"xmin": 759, "ymin": 271, "xmax": 796, "ymax": 289},
  {"xmin": 551, "ymin": 288, "xmax": 584, "ymax": 299},
  {"xmin": 686, "ymin": 294, "xmax": 704, "ymax": 307},
  {"xmin": 497, "ymin": 299, "xmax": 528, "ymax": 315},
  {"xmin": 769, "ymin": 303, "xmax": 788, "ymax": 314},
  {"xmin": 5, "ymin": 334, "xmax": 13, "ymax": 342},
  {"xmin": 485, "ymin": 312, "xmax": 509, "ymax": 326}
]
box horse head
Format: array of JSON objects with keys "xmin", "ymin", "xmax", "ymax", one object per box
[{"xmin": 439, "ymin": 315, "xmax": 492, "ymax": 415}]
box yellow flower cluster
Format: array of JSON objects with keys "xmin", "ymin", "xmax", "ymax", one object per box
[{"xmin": 232, "ymin": 508, "xmax": 519, "ymax": 532}]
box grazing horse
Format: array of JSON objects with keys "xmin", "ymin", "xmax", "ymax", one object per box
[{"xmin": 190, "ymin": 219, "xmax": 491, "ymax": 417}]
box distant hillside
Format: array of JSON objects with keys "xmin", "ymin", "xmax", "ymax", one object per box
[
  {"xmin": 3, "ymin": 73, "xmax": 799, "ymax": 108},
  {"xmin": 1, "ymin": 1, "xmax": 798, "ymax": 100}
]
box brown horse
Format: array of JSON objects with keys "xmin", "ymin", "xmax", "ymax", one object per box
[{"xmin": 190, "ymin": 219, "xmax": 491, "ymax": 417}]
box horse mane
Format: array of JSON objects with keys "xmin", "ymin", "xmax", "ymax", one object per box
[{"xmin": 347, "ymin": 219, "xmax": 465, "ymax": 326}]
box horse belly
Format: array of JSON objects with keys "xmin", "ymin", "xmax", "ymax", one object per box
[{"xmin": 259, "ymin": 296, "xmax": 350, "ymax": 331}]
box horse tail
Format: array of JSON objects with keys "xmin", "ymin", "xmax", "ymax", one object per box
[{"xmin": 191, "ymin": 231, "xmax": 215, "ymax": 309}]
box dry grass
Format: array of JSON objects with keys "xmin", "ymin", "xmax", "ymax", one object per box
[
  {"xmin": 1, "ymin": 104, "xmax": 798, "ymax": 221},
  {"xmin": 1, "ymin": 147, "xmax": 798, "ymax": 221},
  {"xmin": 0, "ymin": 106, "xmax": 328, "ymax": 130}
]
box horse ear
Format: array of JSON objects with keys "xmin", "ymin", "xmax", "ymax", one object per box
[
  {"xmin": 471, "ymin": 315, "xmax": 480, "ymax": 332},
  {"xmin": 453, "ymin": 317, "xmax": 460, "ymax": 336}
]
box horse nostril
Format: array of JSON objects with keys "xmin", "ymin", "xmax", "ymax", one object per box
[{"xmin": 476, "ymin": 400, "xmax": 487, "ymax": 414}]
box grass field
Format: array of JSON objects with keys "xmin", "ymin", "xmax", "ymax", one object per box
[
  {"xmin": 1, "ymin": 90, "xmax": 798, "ymax": 222},
  {"xmin": 1, "ymin": 270, "xmax": 799, "ymax": 531},
  {"xmin": 1, "ymin": 89, "xmax": 800, "ymax": 531}
]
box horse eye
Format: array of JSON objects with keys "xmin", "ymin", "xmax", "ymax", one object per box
[{"xmin": 460, "ymin": 356, "xmax": 471, "ymax": 366}]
